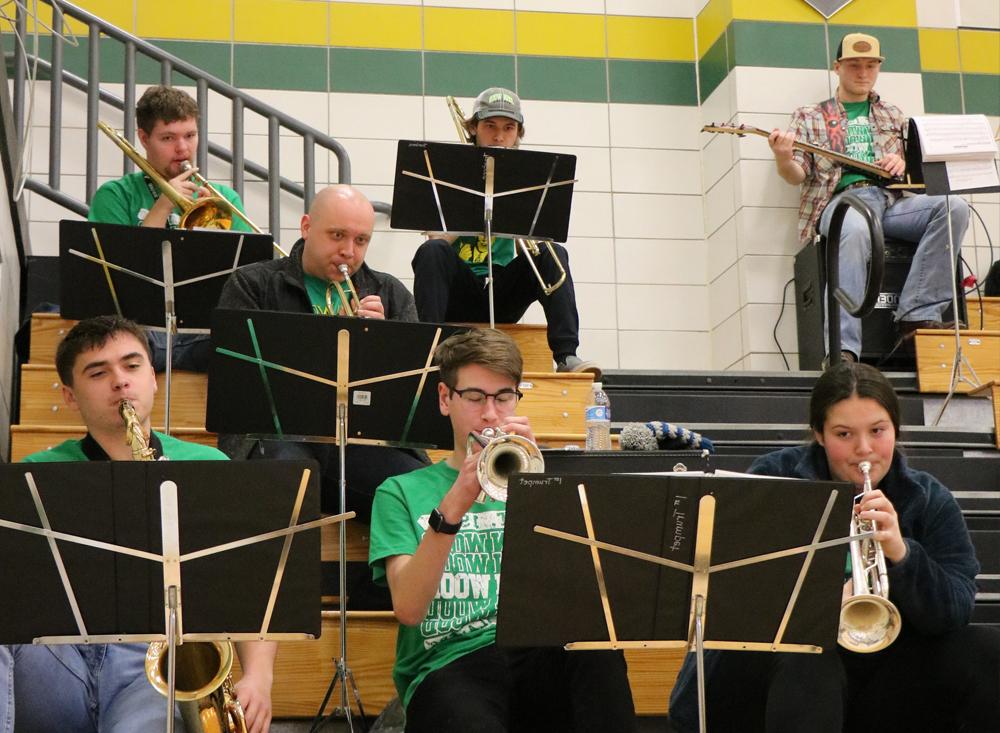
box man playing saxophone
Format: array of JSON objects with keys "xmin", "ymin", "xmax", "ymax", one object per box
[
  {"xmin": 368, "ymin": 329, "xmax": 636, "ymax": 732},
  {"xmin": 0, "ymin": 316, "xmax": 275, "ymax": 733}
]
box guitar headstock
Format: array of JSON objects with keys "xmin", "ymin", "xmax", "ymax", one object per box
[{"xmin": 701, "ymin": 122, "xmax": 752, "ymax": 137}]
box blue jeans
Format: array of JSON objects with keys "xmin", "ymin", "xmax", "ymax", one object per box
[
  {"xmin": 0, "ymin": 643, "xmax": 184, "ymax": 732},
  {"xmin": 817, "ymin": 188, "xmax": 968, "ymax": 358}
]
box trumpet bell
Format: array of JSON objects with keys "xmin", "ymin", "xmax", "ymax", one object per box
[
  {"xmin": 473, "ymin": 429, "xmax": 544, "ymax": 502},
  {"xmin": 838, "ymin": 593, "xmax": 902, "ymax": 653}
]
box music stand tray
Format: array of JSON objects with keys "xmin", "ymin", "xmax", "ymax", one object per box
[{"xmin": 58, "ymin": 220, "xmax": 274, "ymax": 331}]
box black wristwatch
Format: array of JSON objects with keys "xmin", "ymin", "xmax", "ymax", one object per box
[{"xmin": 428, "ymin": 508, "xmax": 462, "ymax": 535}]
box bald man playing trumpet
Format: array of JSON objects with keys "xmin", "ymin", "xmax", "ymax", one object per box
[{"xmin": 217, "ymin": 187, "xmax": 428, "ymax": 596}]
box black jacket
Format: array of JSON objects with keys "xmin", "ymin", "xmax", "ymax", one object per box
[{"xmin": 217, "ymin": 238, "xmax": 418, "ymax": 321}]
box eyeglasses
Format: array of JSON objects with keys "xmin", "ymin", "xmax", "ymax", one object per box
[{"xmin": 447, "ymin": 385, "xmax": 523, "ymax": 407}]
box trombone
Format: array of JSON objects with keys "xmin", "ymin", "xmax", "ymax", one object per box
[
  {"xmin": 97, "ymin": 121, "xmax": 287, "ymax": 256},
  {"xmin": 97, "ymin": 121, "xmax": 232, "ymax": 230},
  {"xmin": 444, "ymin": 97, "xmax": 567, "ymax": 295}
]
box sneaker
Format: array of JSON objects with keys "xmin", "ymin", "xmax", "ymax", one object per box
[{"xmin": 556, "ymin": 355, "xmax": 602, "ymax": 380}]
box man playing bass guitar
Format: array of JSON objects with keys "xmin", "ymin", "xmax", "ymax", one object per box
[{"xmin": 768, "ymin": 33, "xmax": 969, "ymax": 364}]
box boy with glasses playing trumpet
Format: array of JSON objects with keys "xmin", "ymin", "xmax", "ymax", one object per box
[
  {"xmin": 412, "ymin": 87, "xmax": 600, "ymax": 379},
  {"xmin": 368, "ymin": 328, "xmax": 636, "ymax": 733}
]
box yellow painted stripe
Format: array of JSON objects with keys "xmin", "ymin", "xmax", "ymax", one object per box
[
  {"xmin": 330, "ymin": 3, "xmax": 421, "ymax": 50},
  {"xmin": 516, "ymin": 11, "xmax": 605, "ymax": 58},
  {"xmin": 425, "ymin": 7, "xmax": 514, "ymax": 54},
  {"xmin": 959, "ymin": 29, "xmax": 1000, "ymax": 75},
  {"xmin": 697, "ymin": 0, "xmax": 733, "ymax": 56},
  {"xmin": 918, "ymin": 29, "xmax": 960, "ymax": 72},
  {"xmin": 234, "ymin": 0, "xmax": 327, "ymax": 45},
  {"xmin": 608, "ymin": 16, "xmax": 695, "ymax": 62},
  {"xmin": 827, "ymin": 0, "xmax": 918, "ymax": 28},
  {"xmin": 137, "ymin": 0, "xmax": 232, "ymax": 42},
  {"xmin": 6, "ymin": 0, "xmax": 135, "ymax": 35},
  {"xmin": 66, "ymin": 0, "xmax": 135, "ymax": 35},
  {"xmin": 731, "ymin": 0, "xmax": 822, "ymax": 24}
]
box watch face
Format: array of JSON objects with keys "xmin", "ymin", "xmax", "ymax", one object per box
[{"xmin": 431, "ymin": 509, "xmax": 460, "ymax": 534}]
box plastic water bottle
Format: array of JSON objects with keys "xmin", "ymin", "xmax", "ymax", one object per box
[{"xmin": 585, "ymin": 382, "xmax": 612, "ymax": 451}]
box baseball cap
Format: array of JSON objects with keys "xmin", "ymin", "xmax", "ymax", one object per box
[
  {"xmin": 836, "ymin": 32, "xmax": 885, "ymax": 62},
  {"xmin": 472, "ymin": 87, "xmax": 523, "ymax": 124}
]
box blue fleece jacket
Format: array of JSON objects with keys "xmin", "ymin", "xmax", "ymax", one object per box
[{"xmin": 668, "ymin": 444, "xmax": 979, "ymax": 731}]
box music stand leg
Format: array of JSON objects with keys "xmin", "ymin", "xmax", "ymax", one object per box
[
  {"xmin": 310, "ymin": 404, "xmax": 368, "ymax": 733},
  {"xmin": 694, "ymin": 595, "xmax": 707, "ymax": 733},
  {"xmin": 165, "ymin": 585, "xmax": 179, "ymax": 733},
  {"xmin": 164, "ymin": 313, "xmax": 175, "ymax": 436},
  {"xmin": 933, "ymin": 194, "xmax": 980, "ymax": 425}
]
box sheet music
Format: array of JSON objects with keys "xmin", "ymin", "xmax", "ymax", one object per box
[
  {"xmin": 912, "ymin": 115, "xmax": 998, "ymax": 162},
  {"xmin": 945, "ymin": 159, "xmax": 1000, "ymax": 192}
]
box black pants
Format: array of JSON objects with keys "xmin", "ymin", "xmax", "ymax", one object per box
[
  {"xmin": 692, "ymin": 625, "xmax": 1000, "ymax": 733},
  {"xmin": 412, "ymin": 239, "xmax": 581, "ymax": 361},
  {"xmin": 248, "ymin": 440, "xmax": 428, "ymax": 525},
  {"xmin": 148, "ymin": 331, "xmax": 212, "ymax": 372},
  {"xmin": 405, "ymin": 644, "xmax": 638, "ymax": 733}
]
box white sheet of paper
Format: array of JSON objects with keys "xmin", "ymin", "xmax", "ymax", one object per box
[
  {"xmin": 913, "ymin": 115, "xmax": 998, "ymax": 162},
  {"xmin": 945, "ymin": 159, "xmax": 1000, "ymax": 191}
]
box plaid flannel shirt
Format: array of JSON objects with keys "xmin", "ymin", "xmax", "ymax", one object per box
[{"xmin": 790, "ymin": 91, "xmax": 906, "ymax": 244}]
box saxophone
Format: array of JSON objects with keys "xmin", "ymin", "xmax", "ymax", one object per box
[{"xmin": 119, "ymin": 399, "xmax": 249, "ymax": 732}]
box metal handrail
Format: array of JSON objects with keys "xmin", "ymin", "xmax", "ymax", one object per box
[
  {"xmin": 10, "ymin": 0, "xmax": 390, "ymax": 235},
  {"xmin": 824, "ymin": 193, "xmax": 886, "ymax": 362}
]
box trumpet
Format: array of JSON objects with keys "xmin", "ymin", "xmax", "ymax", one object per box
[
  {"xmin": 838, "ymin": 460, "xmax": 902, "ymax": 653},
  {"xmin": 120, "ymin": 398, "xmax": 248, "ymax": 731},
  {"xmin": 97, "ymin": 121, "xmax": 232, "ymax": 230},
  {"xmin": 467, "ymin": 427, "xmax": 544, "ymax": 502},
  {"xmin": 444, "ymin": 97, "xmax": 567, "ymax": 295},
  {"xmin": 180, "ymin": 161, "xmax": 288, "ymax": 257}
]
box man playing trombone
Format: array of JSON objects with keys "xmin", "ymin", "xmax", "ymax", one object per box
[
  {"xmin": 89, "ymin": 85, "xmax": 252, "ymax": 232},
  {"xmin": 88, "ymin": 85, "xmax": 253, "ymax": 372},
  {"xmin": 411, "ymin": 87, "xmax": 600, "ymax": 378},
  {"xmin": 368, "ymin": 328, "xmax": 635, "ymax": 732}
]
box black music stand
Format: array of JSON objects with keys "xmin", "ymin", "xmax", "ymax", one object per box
[
  {"xmin": 206, "ymin": 308, "xmax": 466, "ymax": 732},
  {"xmin": 389, "ymin": 140, "xmax": 576, "ymax": 327},
  {"xmin": 497, "ymin": 472, "xmax": 858, "ymax": 733},
  {"xmin": 0, "ymin": 460, "xmax": 347, "ymax": 733},
  {"xmin": 58, "ymin": 220, "xmax": 273, "ymax": 432},
  {"xmin": 904, "ymin": 117, "xmax": 1000, "ymax": 421}
]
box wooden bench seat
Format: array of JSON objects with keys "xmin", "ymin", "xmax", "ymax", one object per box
[
  {"xmin": 915, "ymin": 329, "xmax": 1000, "ymax": 393},
  {"xmin": 18, "ymin": 364, "xmax": 208, "ymax": 427},
  {"xmin": 966, "ymin": 297, "xmax": 1000, "ymax": 333},
  {"xmin": 231, "ymin": 610, "xmax": 683, "ymax": 717}
]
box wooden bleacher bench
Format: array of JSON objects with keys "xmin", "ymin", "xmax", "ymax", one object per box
[
  {"xmin": 18, "ymin": 364, "xmax": 207, "ymax": 427},
  {"xmin": 915, "ymin": 329, "xmax": 1000, "ymax": 393},
  {"xmin": 966, "ymin": 297, "xmax": 1000, "ymax": 333}
]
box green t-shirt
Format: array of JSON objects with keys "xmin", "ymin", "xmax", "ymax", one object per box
[
  {"xmin": 453, "ymin": 235, "xmax": 516, "ymax": 277},
  {"xmin": 369, "ymin": 460, "xmax": 505, "ymax": 707},
  {"xmin": 88, "ymin": 171, "xmax": 253, "ymax": 231},
  {"xmin": 837, "ymin": 100, "xmax": 876, "ymax": 191},
  {"xmin": 21, "ymin": 432, "xmax": 228, "ymax": 462},
  {"xmin": 304, "ymin": 273, "xmax": 354, "ymax": 316}
]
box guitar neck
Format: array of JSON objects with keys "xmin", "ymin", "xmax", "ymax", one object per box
[{"xmin": 710, "ymin": 125, "xmax": 894, "ymax": 180}]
